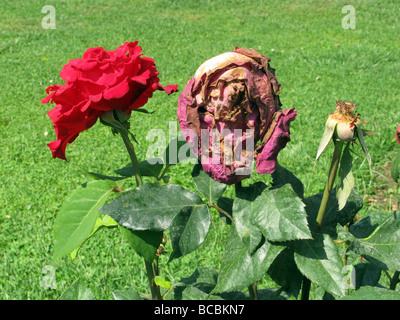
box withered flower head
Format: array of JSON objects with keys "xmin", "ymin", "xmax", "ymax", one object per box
[
  {"xmin": 315, "ymin": 100, "xmax": 371, "ymax": 171},
  {"xmin": 327, "ymin": 101, "xmax": 360, "ymax": 141},
  {"xmin": 177, "ymin": 47, "xmax": 297, "ymax": 185}
]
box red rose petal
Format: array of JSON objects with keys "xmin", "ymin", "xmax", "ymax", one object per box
[
  {"xmin": 103, "ymin": 79, "xmax": 130, "ymax": 100},
  {"xmin": 159, "ymin": 84, "xmax": 178, "ymax": 95},
  {"xmin": 255, "ymin": 109, "xmax": 297, "ymax": 174}
]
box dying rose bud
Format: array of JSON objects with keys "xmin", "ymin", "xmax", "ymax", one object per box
[
  {"xmin": 396, "ymin": 124, "xmax": 400, "ymax": 145},
  {"xmin": 329, "ymin": 101, "xmax": 360, "ymax": 142},
  {"xmin": 315, "ymin": 100, "xmax": 372, "ymax": 172},
  {"xmin": 177, "ymin": 47, "xmax": 296, "ymax": 185}
]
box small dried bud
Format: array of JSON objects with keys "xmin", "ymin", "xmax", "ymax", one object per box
[
  {"xmin": 314, "ymin": 101, "xmax": 371, "ymax": 172},
  {"xmin": 329, "ymin": 101, "xmax": 360, "ymax": 142}
]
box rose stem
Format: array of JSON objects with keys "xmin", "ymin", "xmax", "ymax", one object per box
[
  {"xmin": 210, "ymin": 203, "xmax": 233, "ymax": 221},
  {"xmin": 119, "ymin": 129, "xmax": 162, "ymax": 300},
  {"xmin": 144, "ymin": 259, "xmax": 162, "ymax": 300},
  {"xmin": 314, "ymin": 140, "xmax": 344, "ymax": 233},
  {"xmin": 157, "ymin": 164, "xmax": 171, "ymax": 181},
  {"xmin": 248, "ymin": 283, "xmax": 258, "ymax": 300},
  {"xmin": 301, "ymin": 139, "xmax": 344, "ymax": 300},
  {"xmin": 390, "ymin": 271, "xmax": 400, "ymax": 290},
  {"xmin": 235, "ymin": 181, "xmax": 259, "ymax": 300},
  {"xmin": 119, "ymin": 133, "xmax": 143, "ymax": 187}
]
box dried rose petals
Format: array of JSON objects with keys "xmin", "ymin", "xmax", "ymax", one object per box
[{"xmin": 177, "ymin": 47, "xmax": 296, "ymax": 184}]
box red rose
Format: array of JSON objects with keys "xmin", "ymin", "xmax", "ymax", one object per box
[{"xmin": 42, "ymin": 41, "xmax": 177, "ymax": 160}]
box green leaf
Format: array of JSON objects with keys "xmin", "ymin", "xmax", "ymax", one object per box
[
  {"xmin": 294, "ymin": 233, "xmax": 346, "ymax": 297},
  {"xmin": 179, "ymin": 267, "xmax": 219, "ymax": 287},
  {"xmin": 213, "ymin": 226, "xmax": 284, "ymax": 293},
  {"xmin": 169, "ymin": 204, "xmax": 211, "ymax": 261},
  {"xmin": 253, "ymin": 184, "xmax": 312, "ymax": 242},
  {"xmin": 87, "ymin": 171, "xmax": 127, "ymax": 181},
  {"xmin": 354, "ymin": 261, "xmax": 382, "ymax": 289},
  {"xmin": 154, "ymin": 276, "xmax": 171, "ymax": 289},
  {"xmin": 115, "ymin": 159, "xmax": 163, "ymax": 178},
  {"xmin": 138, "ymin": 160, "xmax": 164, "ymax": 178},
  {"xmin": 339, "ymin": 212, "xmax": 400, "ymax": 270},
  {"xmin": 112, "ymin": 289, "xmax": 142, "ymax": 300},
  {"xmin": 314, "ymin": 119, "xmax": 336, "ymax": 170},
  {"xmin": 100, "ymin": 183, "xmax": 206, "ymax": 231},
  {"xmin": 233, "ymin": 182, "xmax": 267, "ymax": 252},
  {"xmin": 181, "ymin": 286, "xmax": 223, "ymax": 300},
  {"xmin": 163, "ymin": 137, "xmax": 193, "ymax": 165},
  {"xmin": 356, "ymin": 125, "xmax": 372, "ymax": 175},
  {"xmin": 191, "ymin": 164, "xmax": 227, "ymax": 203},
  {"xmin": 120, "ymin": 226, "xmax": 164, "ymax": 263},
  {"xmin": 216, "ymin": 197, "xmax": 234, "ymax": 224},
  {"xmin": 173, "ymin": 267, "xmax": 247, "ymax": 300},
  {"xmin": 349, "ymin": 209, "xmax": 387, "ymax": 239},
  {"xmin": 130, "ymin": 108, "xmax": 154, "ymax": 114},
  {"xmin": 53, "ymin": 180, "xmax": 115, "ymax": 260},
  {"xmin": 256, "ymin": 288, "xmax": 290, "ymax": 300},
  {"xmin": 336, "ymin": 224, "xmax": 355, "ymax": 243},
  {"xmin": 59, "ymin": 278, "xmax": 95, "ymax": 300},
  {"xmin": 336, "ymin": 143, "xmax": 355, "ymax": 210},
  {"xmin": 267, "ymin": 248, "xmax": 303, "ymax": 298},
  {"xmin": 173, "ymin": 267, "xmax": 219, "ymax": 300},
  {"xmin": 233, "ymin": 183, "xmax": 311, "ymax": 251},
  {"xmin": 341, "ymin": 286, "xmax": 400, "ymax": 300},
  {"xmin": 304, "ymin": 188, "xmax": 363, "ymax": 237},
  {"xmin": 95, "ymin": 214, "xmax": 119, "ymax": 229},
  {"xmin": 271, "ymin": 162, "xmax": 304, "ymax": 198},
  {"xmin": 70, "ymin": 214, "xmax": 118, "ymax": 260}
]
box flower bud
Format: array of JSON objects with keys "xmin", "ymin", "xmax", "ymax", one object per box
[
  {"xmin": 314, "ymin": 100, "xmax": 370, "ymax": 171},
  {"xmin": 336, "ymin": 121, "xmax": 355, "ymax": 141},
  {"xmin": 329, "ymin": 101, "xmax": 360, "ymax": 142}
]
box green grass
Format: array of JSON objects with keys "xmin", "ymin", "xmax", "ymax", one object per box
[{"xmin": 1, "ymin": 0, "xmax": 399, "ymax": 299}]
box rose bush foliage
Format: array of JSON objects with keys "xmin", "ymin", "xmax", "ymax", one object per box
[{"xmin": 45, "ymin": 43, "xmax": 400, "ymax": 301}]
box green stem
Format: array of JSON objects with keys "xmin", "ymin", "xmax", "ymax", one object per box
[
  {"xmin": 120, "ymin": 132, "xmax": 143, "ymax": 187},
  {"xmin": 302, "ymin": 140, "xmax": 344, "ymax": 300},
  {"xmin": 248, "ymin": 283, "xmax": 258, "ymax": 300},
  {"xmin": 157, "ymin": 164, "xmax": 171, "ymax": 182},
  {"xmin": 314, "ymin": 140, "xmax": 344, "ymax": 233},
  {"xmin": 301, "ymin": 277, "xmax": 311, "ymax": 300},
  {"xmin": 144, "ymin": 260, "xmax": 162, "ymax": 300},
  {"xmin": 118, "ymin": 127, "xmax": 162, "ymax": 300},
  {"xmin": 271, "ymin": 286, "xmax": 286, "ymax": 300},
  {"xmin": 234, "ymin": 181, "xmax": 259, "ymax": 300},
  {"xmin": 210, "ymin": 203, "xmax": 233, "ymax": 221},
  {"xmin": 390, "ymin": 271, "xmax": 400, "ymax": 290}
]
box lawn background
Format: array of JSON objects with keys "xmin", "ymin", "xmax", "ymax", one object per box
[{"xmin": 0, "ymin": 0, "xmax": 399, "ymax": 299}]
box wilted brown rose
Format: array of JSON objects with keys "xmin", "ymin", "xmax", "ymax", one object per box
[{"xmin": 177, "ymin": 47, "xmax": 296, "ymax": 184}]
